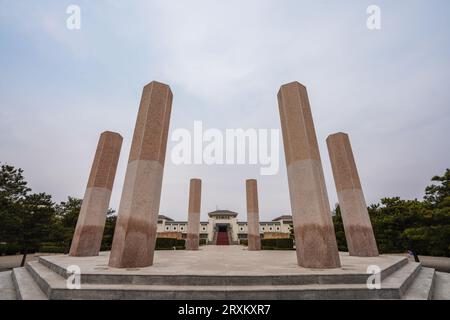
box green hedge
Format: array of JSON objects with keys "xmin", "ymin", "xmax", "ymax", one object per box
[
  {"xmin": 39, "ymin": 245, "xmax": 66, "ymax": 254},
  {"xmin": 0, "ymin": 242, "xmax": 69, "ymax": 255},
  {"xmin": 0, "ymin": 243, "xmax": 41, "ymax": 255},
  {"xmin": 240, "ymin": 239, "xmax": 248, "ymax": 246},
  {"xmin": 199, "ymin": 239, "xmax": 207, "ymax": 246},
  {"xmin": 38, "ymin": 242, "xmax": 67, "ymax": 254},
  {"xmin": 0, "ymin": 243, "xmax": 21, "ymax": 255},
  {"xmin": 155, "ymin": 238, "xmax": 186, "ymax": 250},
  {"xmin": 101, "ymin": 244, "xmax": 112, "ymax": 251},
  {"xmin": 261, "ymin": 238, "xmax": 294, "ymax": 250}
]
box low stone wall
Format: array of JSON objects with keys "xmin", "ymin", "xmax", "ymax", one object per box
[
  {"xmin": 263, "ymin": 232, "xmax": 290, "ymax": 240},
  {"xmin": 157, "ymin": 232, "xmax": 183, "ymax": 240}
]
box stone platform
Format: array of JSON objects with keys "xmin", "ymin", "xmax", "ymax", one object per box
[{"xmin": 9, "ymin": 246, "xmax": 439, "ymax": 300}]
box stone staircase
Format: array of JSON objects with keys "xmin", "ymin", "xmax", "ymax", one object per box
[
  {"xmin": 216, "ymin": 231, "xmax": 229, "ymax": 246},
  {"xmin": 0, "ymin": 271, "xmax": 16, "ymax": 300},
  {"xmin": 1, "ymin": 253, "xmax": 448, "ymax": 300}
]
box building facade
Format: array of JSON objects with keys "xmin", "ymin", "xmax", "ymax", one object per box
[{"xmin": 157, "ymin": 210, "xmax": 293, "ymax": 245}]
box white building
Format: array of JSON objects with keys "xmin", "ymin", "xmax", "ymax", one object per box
[{"xmin": 157, "ymin": 210, "xmax": 293, "ymax": 245}]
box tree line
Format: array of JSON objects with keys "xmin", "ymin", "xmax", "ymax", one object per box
[
  {"xmin": 0, "ymin": 164, "xmax": 116, "ymax": 266},
  {"xmin": 0, "ymin": 162, "xmax": 449, "ymax": 267},
  {"xmin": 333, "ymin": 169, "xmax": 450, "ymax": 257}
]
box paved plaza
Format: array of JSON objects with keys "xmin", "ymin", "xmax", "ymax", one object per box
[
  {"xmin": 44, "ymin": 246, "xmax": 403, "ymax": 277},
  {"xmin": 2, "ymin": 246, "xmax": 449, "ymax": 299}
]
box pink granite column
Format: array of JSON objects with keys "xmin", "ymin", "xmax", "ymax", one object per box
[
  {"xmin": 69, "ymin": 131, "xmax": 123, "ymax": 257},
  {"xmin": 109, "ymin": 81, "xmax": 173, "ymax": 268},
  {"xmin": 246, "ymin": 179, "xmax": 261, "ymax": 251},
  {"xmin": 186, "ymin": 179, "xmax": 202, "ymax": 250},
  {"xmin": 326, "ymin": 133, "xmax": 379, "ymax": 257},
  {"xmin": 278, "ymin": 82, "xmax": 341, "ymax": 268}
]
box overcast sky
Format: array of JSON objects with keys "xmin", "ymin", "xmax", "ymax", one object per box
[{"xmin": 1, "ymin": 0, "xmax": 449, "ymax": 222}]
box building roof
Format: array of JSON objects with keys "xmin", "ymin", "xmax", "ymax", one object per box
[
  {"xmin": 165, "ymin": 222, "xmax": 209, "ymax": 225},
  {"xmin": 272, "ymin": 215, "xmax": 293, "ymax": 222},
  {"xmin": 208, "ymin": 210, "xmax": 238, "ymax": 218},
  {"xmin": 159, "ymin": 212, "xmax": 290, "ymax": 223},
  {"xmin": 158, "ymin": 215, "xmax": 174, "ymax": 222},
  {"xmin": 238, "ymin": 221, "xmax": 281, "ymax": 225}
]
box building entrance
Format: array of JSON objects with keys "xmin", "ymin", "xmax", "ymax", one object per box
[{"xmin": 215, "ymin": 224, "xmax": 230, "ymax": 245}]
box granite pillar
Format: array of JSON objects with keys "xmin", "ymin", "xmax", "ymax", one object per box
[
  {"xmin": 246, "ymin": 179, "xmax": 261, "ymax": 251},
  {"xmin": 186, "ymin": 179, "xmax": 202, "ymax": 250},
  {"xmin": 69, "ymin": 131, "xmax": 123, "ymax": 257},
  {"xmin": 109, "ymin": 81, "xmax": 173, "ymax": 268},
  {"xmin": 326, "ymin": 132, "xmax": 379, "ymax": 257},
  {"xmin": 277, "ymin": 81, "xmax": 341, "ymax": 268}
]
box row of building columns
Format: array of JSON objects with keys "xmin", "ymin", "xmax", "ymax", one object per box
[
  {"xmin": 185, "ymin": 178, "xmax": 262, "ymax": 251},
  {"xmin": 69, "ymin": 80, "xmax": 378, "ymax": 269}
]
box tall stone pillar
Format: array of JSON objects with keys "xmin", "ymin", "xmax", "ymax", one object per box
[
  {"xmin": 277, "ymin": 82, "xmax": 341, "ymax": 268},
  {"xmin": 326, "ymin": 133, "xmax": 379, "ymax": 257},
  {"xmin": 186, "ymin": 179, "xmax": 202, "ymax": 250},
  {"xmin": 246, "ymin": 179, "xmax": 261, "ymax": 251},
  {"xmin": 70, "ymin": 131, "xmax": 123, "ymax": 257},
  {"xmin": 109, "ymin": 81, "xmax": 173, "ymax": 268}
]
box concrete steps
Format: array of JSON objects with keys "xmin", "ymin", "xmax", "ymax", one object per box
[
  {"xmin": 0, "ymin": 271, "xmax": 17, "ymax": 300},
  {"xmin": 402, "ymin": 267, "xmax": 436, "ymax": 300},
  {"xmin": 12, "ymin": 267, "xmax": 47, "ymax": 300},
  {"xmin": 14, "ymin": 257, "xmax": 434, "ymax": 300},
  {"xmin": 35, "ymin": 282, "xmax": 404, "ymax": 300},
  {"xmin": 8, "ymin": 251, "xmax": 447, "ymax": 300},
  {"xmin": 432, "ymin": 272, "xmax": 450, "ymax": 300},
  {"xmin": 381, "ymin": 261, "xmax": 422, "ymax": 298},
  {"xmin": 21, "ymin": 261, "xmax": 405, "ymax": 300},
  {"xmin": 37, "ymin": 255, "xmax": 408, "ymax": 287}
]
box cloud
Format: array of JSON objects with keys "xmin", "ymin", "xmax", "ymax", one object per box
[{"xmin": 1, "ymin": 0, "xmax": 449, "ymax": 221}]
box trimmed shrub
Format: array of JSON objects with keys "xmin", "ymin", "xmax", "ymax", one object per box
[
  {"xmin": 176, "ymin": 239, "xmax": 186, "ymax": 248},
  {"xmin": 155, "ymin": 238, "xmax": 186, "ymax": 250},
  {"xmin": 100, "ymin": 244, "xmax": 112, "ymax": 251},
  {"xmin": 0, "ymin": 243, "xmax": 21, "ymax": 256},
  {"xmin": 156, "ymin": 238, "xmax": 176, "ymax": 249},
  {"xmin": 275, "ymin": 238, "xmax": 294, "ymax": 249},
  {"xmin": 38, "ymin": 242, "xmax": 67, "ymax": 254},
  {"xmin": 0, "ymin": 243, "xmax": 41, "ymax": 255},
  {"xmin": 239, "ymin": 239, "xmax": 248, "ymax": 246},
  {"xmin": 199, "ymin": 239, "xmax": 207, "ymax": 246},
  {"xmin": 261, "ymin": 238, "xmax": 294, "ymax": 250},
  {"xmin": 39, "ymin": 245, "xmax": 66, "ymax": 254},
  {"xmin": 261, "ymin": 239, "xmax": 276, "ymax": 248}
]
